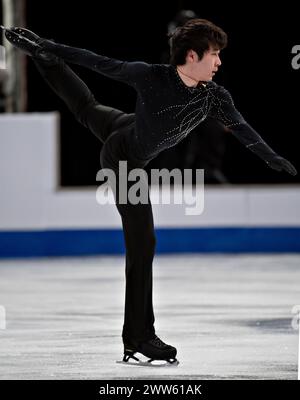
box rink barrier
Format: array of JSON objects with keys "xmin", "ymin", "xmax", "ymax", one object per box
[{"xmin": 0, "ymin": 227, "xmax": 300, "ymax": 258}]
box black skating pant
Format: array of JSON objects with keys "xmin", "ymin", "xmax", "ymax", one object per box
[{"xmin": 33, "ymin": 58, "xmax": 156, "ymax": 344}]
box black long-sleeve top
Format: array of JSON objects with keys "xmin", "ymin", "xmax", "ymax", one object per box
[{"xmin": 42, "ymin": 40, "xmax": 280, "ymax": 164}]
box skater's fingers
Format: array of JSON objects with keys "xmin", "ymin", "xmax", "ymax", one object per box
[{"xmin": 282, "ymin": 160, "xmax": 297, "ymax": 176}]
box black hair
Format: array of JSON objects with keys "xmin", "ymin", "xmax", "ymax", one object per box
[{"xmin": 169, "ymin": 18, "xmax": 227, "ymax": 65}]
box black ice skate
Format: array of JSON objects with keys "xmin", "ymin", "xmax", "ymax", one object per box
[
  {"xmin": 116, "ymin": 335, "xmax": 179, "ymax": 367},
  {"xmin": 3, "ymin": 26, "xmax": 58, "ymax": 63},
  {"xmin": 6, "ymin": 27, "xmax": 41, "ymax": 44}
]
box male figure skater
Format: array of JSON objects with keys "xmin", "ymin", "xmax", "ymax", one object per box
[{"xmin": 3, "ymin": 19, "xmax": 297, "ymax": 366}]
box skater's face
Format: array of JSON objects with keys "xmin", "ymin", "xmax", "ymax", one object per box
[{"xmin": 186, "ymin": 46, "xmax": 222, "ymax": 82}]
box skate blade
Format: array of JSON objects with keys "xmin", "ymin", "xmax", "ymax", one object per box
[{"xmin": 116, "ymin": 359, "xmax": 179, "ymax": 367}]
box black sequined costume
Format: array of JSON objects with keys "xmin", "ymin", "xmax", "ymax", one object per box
[
  {"xmin": 24, "ymin": 38, "xmax": 296, "ymax": 347},
  {"xmin": 39, "ymin": 40, "xmax": 285, "ymax": 166}
]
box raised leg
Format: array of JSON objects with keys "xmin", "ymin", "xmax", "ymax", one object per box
[{"xmin": 33, "ymin": 58, "xmax": 135, "ymax": 143}]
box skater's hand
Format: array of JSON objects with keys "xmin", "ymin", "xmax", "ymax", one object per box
[{"xmin": 266, "ymin": 156, "xmax": 297, "ymax": 176}]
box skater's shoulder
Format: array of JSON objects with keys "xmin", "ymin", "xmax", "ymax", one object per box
[
  {"xmin": 212, "ymin": 84, "xmax": 235, "ymax": 102},
  {"xmin": 205, "ymin": 82, "xmax": 234, "ymax": 100},
  {"xmin": 139, "ymin": 63, "xmax": 174, "ymax": 84}
]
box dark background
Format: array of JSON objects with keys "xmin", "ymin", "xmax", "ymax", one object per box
[{"xmin": 21, "ymin": 0, "xmax": 300, "ymax": 185}]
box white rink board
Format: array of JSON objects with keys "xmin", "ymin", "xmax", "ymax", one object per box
[{"xmin": 0, "ymin": 113, "xmax": 300, "ymax": 230}]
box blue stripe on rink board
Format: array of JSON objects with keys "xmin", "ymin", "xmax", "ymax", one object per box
[{"xmin": 0, "ymin": 227, "xmax": 300, "ymax": 258}]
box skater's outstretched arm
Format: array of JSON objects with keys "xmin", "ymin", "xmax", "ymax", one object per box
[
  {"xmin": 209, "ymin": 86, "xmax": 297, "ymax": 175},
  {"xmin": 38, "ymin": 38, "xmax": 151, "ymax": 88}
]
